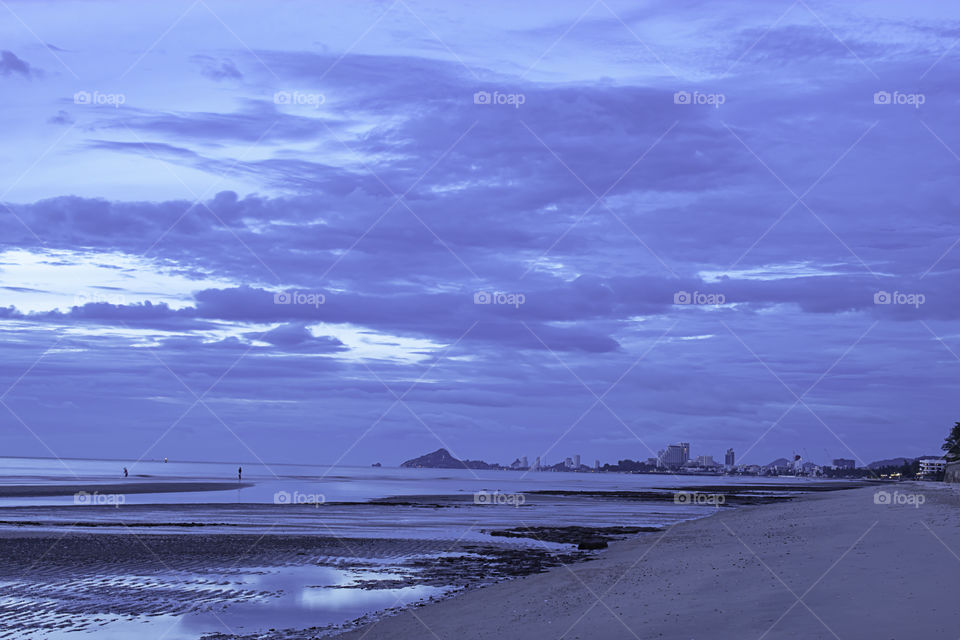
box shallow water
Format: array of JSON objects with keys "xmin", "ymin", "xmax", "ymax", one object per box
[
  {"xmin": 0, "ymin": 454, "xmax": 824, "ymax": 507},
  {"xmin": 29, "ymin": 563, "xmax": 450, "ymax": 640},
  {"xmin": 0, "ymin": 455, "xmax": 813, "ymax": 539}
]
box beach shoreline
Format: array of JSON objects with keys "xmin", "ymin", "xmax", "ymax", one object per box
[
  {"xmin": 1, "ymin": 481, "xmax": 951, "ymax": 639},
  {"xmin": 330, "ymin": 483, "xmax": 960, "ymax": 639},
  {"xmin": 0, "ymin": 481, "xmax": 252, "ymax": 498}
]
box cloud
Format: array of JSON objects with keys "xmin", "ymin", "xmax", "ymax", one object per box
[
  {"xmin": 192, "ymin": 55, "xmax": 243, "ymax": 81},
  {"xmin": 0, "ymin": 50, "xmax": 39, "ymax": 78},
  {"xmin": 47, "ymin": 110, "xmax": 75, "ymax": 125},
  {"xmin": 96, "ymin": 100, "xmax": 337, "ymax": 144},
  {"xmin": 255, "ymin": 323, "xmax": 347, "ymax": 351}
]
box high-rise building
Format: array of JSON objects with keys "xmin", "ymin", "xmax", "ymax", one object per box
[
  {"xmin": 662, "ymin": 445, "xmax": 686, "ymax": 467},
  {"xmin": 594, "ymin": 459, "xmax": 600, "ymax": 470},
  {"xmin": 535, "ymin": 456, "xmax": 541, "ymax": 471},
  {"xmin": 573, "ymin": 455, "xmax": 581, "ymax": 468},
  {"xmin": 725, "ymin": 448, "xmax": 735, "ymax": 467},
  {"xmin": 521, "ymin": 456, "xmax": 528, "ymax": 468},
  {"xmin": 564, "ymin": 457, "xmax": 573, "ymax": 469},
  {"xmin": 680, "ymin": 443, "xmax": 690, "ymax": 463},
  {"xmin": 832, "ymin": 458, "xmax": 856, "ymax": 470}
]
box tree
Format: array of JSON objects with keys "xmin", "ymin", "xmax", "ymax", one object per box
[{"xmin": 942, "ymin": 421, "xmax": 960, "ymax": 461}]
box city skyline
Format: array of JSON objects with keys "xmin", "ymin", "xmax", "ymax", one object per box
[{"xmin": 412, "ymin": 437, "xmax": 943, "ymax": 471}]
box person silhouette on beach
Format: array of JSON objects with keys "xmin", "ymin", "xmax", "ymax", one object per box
[
  {"xmin": 238, "ymin": 466, "xmax": 242, "ymax": 481},
  {"xmin": 123, "ymin": 467, "xmax": 128, "ymax": 478}
]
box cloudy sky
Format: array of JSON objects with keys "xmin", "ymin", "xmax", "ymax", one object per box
[{"xmin": 1, "ymin": 0, "xmax": 958, "ymax": 469}]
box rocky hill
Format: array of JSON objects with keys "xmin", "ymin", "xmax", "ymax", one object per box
[{"xmin": 400, "ymin": 448, "xmax": 501, "ymax": 469}]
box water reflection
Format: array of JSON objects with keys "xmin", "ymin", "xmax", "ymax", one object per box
[{"xmin": 175, "ymin": 564, "xmax": 448, "ymax": 638}]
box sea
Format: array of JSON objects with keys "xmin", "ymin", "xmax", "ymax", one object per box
[{"xmin": 0, "ymin": 455, "xmax": 825, "ymax": 535}]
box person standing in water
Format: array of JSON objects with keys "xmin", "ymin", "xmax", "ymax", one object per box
[
  {"xmin": 123, "ymin": 467, "xmax": 128, "ymax": 478},
  {"xmin": 238, "ymin": 466, "xmax": 242, "ymax": 481}
]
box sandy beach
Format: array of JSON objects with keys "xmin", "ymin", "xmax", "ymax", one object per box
[
  {"xmin": 333, "ymin": 483, "xmax": 960, "ymax": 639},
  {"xmin": 1, "ymin": 479, "xmax": 955, "ymax": 639}
]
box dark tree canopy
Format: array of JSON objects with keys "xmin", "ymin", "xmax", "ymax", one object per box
[{"xmin": 942, "ymin": 421, "xmax": 960, "ymax": 461}]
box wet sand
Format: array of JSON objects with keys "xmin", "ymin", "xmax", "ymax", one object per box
[
  {"xmin": 0, "ymin": 531, "xmax": 586, "ymax": 638},
  {"xmin": 333, "ymin": 483, "xmax": 960, "ymax": 639},
  {"xmin": 0, "ymin": 481, "xmax": 251, "ymax": 498}
]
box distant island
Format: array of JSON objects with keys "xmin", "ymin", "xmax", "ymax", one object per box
[
  {"xmin": 400, "ymin": 448, "xmax": 503, "ymax": 470},
  {"xmin": 400, "ymin": 448, "xmax": 590, "ymax": 472}
]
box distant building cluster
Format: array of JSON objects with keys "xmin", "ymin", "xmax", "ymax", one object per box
[
  {"xmin": 653, "ymin": 442, "xmax": 827, "ymax": 476},
  {"xmin": 505, "ymin": 443, "xmax": 950, "ymax": 479},
  {"xmin": 511, "ymin": 442, "xmax": 827, "ymax": 476},
  {"xmin": 508, "ymin": 453, "xmax": 589, "ymax": 472},
  {"xmin": 654, "ymin": 442, "xmax": 740, "ymax": 473},
  {"xmin": 405, "ymin": 445, "xmax": 954, "ymax": 480}
]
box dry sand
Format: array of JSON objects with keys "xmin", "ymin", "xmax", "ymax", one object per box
[{"xmin": 333, "ymin": 483, "xmax": 960, "ymax": 639}]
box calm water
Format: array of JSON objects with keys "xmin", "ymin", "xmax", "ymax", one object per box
[
  {"xmin": 0, "ymin": 455, "xmax": 826, "ymax": 538},
  {"xmin": 0, "ymin": 455, "xmax": 821, "ymax": 506}
]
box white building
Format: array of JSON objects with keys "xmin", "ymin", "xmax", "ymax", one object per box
[
  {"xmin": 919, "ymin": 458, "xmax": 946, "ymax": 476},
  {"xmin": 695, "ymin": 455, "xmax": 716, "ymax": 468}
]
